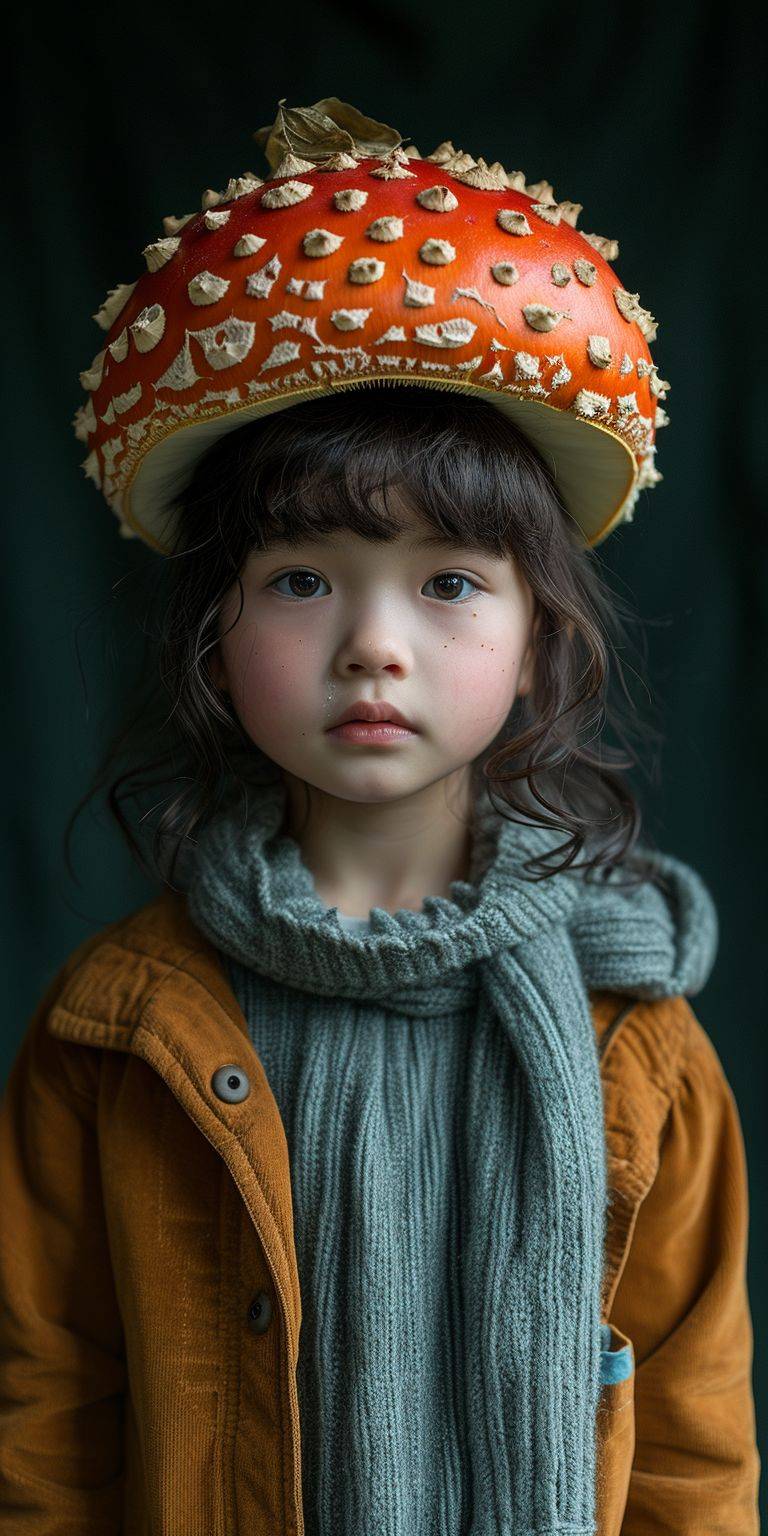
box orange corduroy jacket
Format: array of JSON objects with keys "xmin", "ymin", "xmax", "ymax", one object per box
[{"xmin": 0, "ymin": 890, "xmax": 761, "ymax": 1534}]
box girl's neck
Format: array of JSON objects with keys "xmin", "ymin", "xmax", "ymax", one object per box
[{"xmin": 279, "ymin": 767, "xmax": 476, "ymax": 919}]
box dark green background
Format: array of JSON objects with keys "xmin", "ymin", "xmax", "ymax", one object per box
[{"xmin": 7, "ymin": 0, "xmax": 764, "ymax": 1499}]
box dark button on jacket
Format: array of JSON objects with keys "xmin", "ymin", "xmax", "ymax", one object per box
[{"xmin": 247, "ymin": 1292, "xmax": 273, "ymax": 1334}]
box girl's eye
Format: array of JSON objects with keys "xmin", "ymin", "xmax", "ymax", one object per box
[
  {"xmin": 269, "ymin": 570, "xmax": 331, "ymax": 600},
  {"xmin": 422, "ymin": 572, "xmax": 479, "ymax": 602},
  {"xmin": 268, "ymin": 569, "xmax": 480, "ymax": 603}
]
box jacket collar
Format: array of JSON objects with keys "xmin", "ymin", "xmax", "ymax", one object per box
[{"xmin": 46, "ymin": 887, "xmax": 247, "ymax": 1048}]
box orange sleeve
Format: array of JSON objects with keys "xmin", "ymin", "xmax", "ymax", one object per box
[
  {"xmin": 0, "ymin": 965, "xmax": 126, "ymax": 1530},
  {"xmin": 610, "ymin": 1000, "xmax": 761, "ymax": 1534}
]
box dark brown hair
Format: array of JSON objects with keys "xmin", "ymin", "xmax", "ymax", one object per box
[{"xmin": 65, "ymin": 382, "xmax": 664, "ymax": 889}]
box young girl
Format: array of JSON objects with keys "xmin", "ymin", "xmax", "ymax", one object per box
[{"xmin": 0, "ymin": 98, "xmax": 760, "ymax": 1535}]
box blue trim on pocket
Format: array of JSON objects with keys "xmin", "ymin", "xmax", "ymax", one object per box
[{"xmin": 599, "ymin": 1322, "xmax": 634, "ymax": 1385}]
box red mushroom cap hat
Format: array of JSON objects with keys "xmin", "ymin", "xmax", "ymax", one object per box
[{"xmin": 73, "ymin": 97, "xmax": 669, "ymax": 552}]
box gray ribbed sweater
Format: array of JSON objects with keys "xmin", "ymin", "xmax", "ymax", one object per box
[{"xmin": 184, "ymin": 768, "xmax": 718, "ymax": 1536}]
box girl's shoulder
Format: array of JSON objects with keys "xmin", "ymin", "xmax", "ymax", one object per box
[
  {"xmin": 36, "ymin": 888, "xmax": 214, "ymax": 1026},
  {"xmin": 595, "ymin": 985, "xmax": 737, "ymax": 1197},
  {"xmin": 595, "ymin": 984, "xmax": 733, "ymax": 1124},
  {"xmin": 594, "ymin": 985, "xmax": 746, "ymax": 1320},
  {"xmin": 10, "ymin": 890, "xmax": 227, "ymax": 1097}
]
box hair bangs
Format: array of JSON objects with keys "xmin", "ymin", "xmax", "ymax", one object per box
[{"xmin": 201, "ymin": 387, "xmax": 565, "ymax": 561}]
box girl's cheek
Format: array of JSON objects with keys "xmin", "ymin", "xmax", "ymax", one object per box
[
  {"xmin": 222, "ymin": 621, "xmax": 317, "ymax": 739},
  {"xmin": 438, "ymin": 626, "xmax": 527, "ymax": 721}
]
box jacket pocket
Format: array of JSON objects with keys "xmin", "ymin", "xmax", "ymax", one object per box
[{"xmin": 595, "ymin": 1320, "xmax": 636, "ymax": 1536}]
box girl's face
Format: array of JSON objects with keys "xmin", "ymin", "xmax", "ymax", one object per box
[{"xmin": 211, "ymin": 500, "xmax": 537, "ymax": 806}]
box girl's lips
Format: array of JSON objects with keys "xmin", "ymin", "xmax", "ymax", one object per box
[{"xmin": 327, "ymin": 721, "xmax": 417, "ymax": 744}]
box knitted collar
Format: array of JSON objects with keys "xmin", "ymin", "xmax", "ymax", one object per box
[{"xmin": 183, "ymin": 768, "xmax": 718, "ymax": 1009}]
